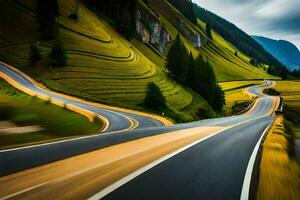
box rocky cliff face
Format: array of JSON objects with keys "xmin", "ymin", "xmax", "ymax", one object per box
[
  {"xmin": 178, "ymin": 20, "xmax": 205, "ymax": 48},
  {"xmin": 136, "ymin": 9, "xmax": 171, "ymax": 54},
  {"xmin": 135, "ymin": 8, "xmax": 206, "ymax": 54}
]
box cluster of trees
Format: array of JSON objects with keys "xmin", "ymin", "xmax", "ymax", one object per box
[
  {"xmin": 267, "ymin": 65, "xmax": 288, "ymax": 79},
  {"xmin": 291, "ymin": 69, "xmax": 300, "ymax": 78},
  {"xmin": 85, "ymin": 0, "xmax": 137, "ymax": 38},
  {"xmin": 144, "ymin": 35, "xmax": 225, "ymax": 113},
  {"xmin": 167, "ymin": 0, "xmax": 197, "ymax": 24},
  {"xmin": 29, "ymin": 41, "xmax": 67, "ymax": 67},
  {"xmin": 192, "ymin": 3, "xmax": 288, "ymax": 79},
  {"xmin": 250, "ymin": 58, "xmax": 259, "ymax": 67},
  {"xmin": 166, "ymin": 35, "xmax": 225, "ymax": 112}
]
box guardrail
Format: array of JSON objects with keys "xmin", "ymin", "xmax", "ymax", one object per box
[{"xmin": 275, "ymin": 97, "xmax": 284, "ymax": 115}]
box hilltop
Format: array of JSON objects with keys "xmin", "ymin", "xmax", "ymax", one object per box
[{"xmin": 0, "ymin": 0, "xmax": 278, "ymax": 122}]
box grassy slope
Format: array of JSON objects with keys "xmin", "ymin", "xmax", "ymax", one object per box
[
  {"xmin": 144, "ymin": 0, "xmax": 277, "ymax": 81},
  {"xmin": 257, "ymin": 116, "xmax": 300, "ymax": 200},
  {"xmin": 196, "ymin": 20, "xmax": 277, "ymax": 81},
  {"xmin": 0, "ymin": 0, "xmax": 216, "ymax": 122},
  {"xmin": 275, "ymin": 81, "xmax": 300, "ymax": 138},
  {"xmin": 0, "ymin": 80, "xmax": 100, "ymax": 148},
  {"xmin": 0, "ymin": 0, "xmax": 277, "ymax": 122}
]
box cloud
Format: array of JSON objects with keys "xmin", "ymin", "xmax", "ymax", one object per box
[{"xmin": 193, "ymin": 0, "xmax": 300, "ymax": 49}]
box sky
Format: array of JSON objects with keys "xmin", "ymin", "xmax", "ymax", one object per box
[{"xmin": 194, "ymin": 0, "xmax": 300, "ymax": 49}]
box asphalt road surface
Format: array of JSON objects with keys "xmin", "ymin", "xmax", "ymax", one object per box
[
  {"xmin": 0, "ymin": 62, "xmax": 279, "ymax": 200},
  {"xmin": 0, "ymin": 62, "xmax": 165, "ymax": 133}
]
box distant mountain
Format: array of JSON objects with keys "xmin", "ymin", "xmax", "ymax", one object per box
[
  {"xmin": 192, "ymin": 4, "xmax": 288, "ymax": 78},
  {"xmin": 253, "ymin": 36, "xmax": 300, "ymax": 70}
]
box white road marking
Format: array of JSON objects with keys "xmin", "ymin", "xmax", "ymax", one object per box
[
  {"xmin": 88, "ymin": 116, "xmax": 268, "ymax": 200},
  {"xmin": 240, "ymin": 123, "xmax": 273, "ymax": 200}
]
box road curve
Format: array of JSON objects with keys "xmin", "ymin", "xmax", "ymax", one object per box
[
  {"xmin": 0, "ymin": 62, "xmax": 280, "ymax": 200},
  {"xmin": 0, "ymin": 61, "xmax": 172, "ymax": 133}
]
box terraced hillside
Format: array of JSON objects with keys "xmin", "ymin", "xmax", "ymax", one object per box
[
  {"xmin": 142, "ymin": 0, "xmax": 277, "ymax": 81},
  {"xmin": 0, "ymin": 0, "xmax": 277, "ymax": 121}
]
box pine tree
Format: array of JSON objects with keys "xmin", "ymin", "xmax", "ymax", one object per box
[
  {"xmin": 186, "ymin": 52, "xmax": 195, "ymax": 85},
  {"xmin": 187, "ymin": 55, "xmax": 225, "ymax": 112},
  {"xmin": 144, "ymin": 82, "xmax": 166, "ymax": 111},
  {"xmin": 206, "ymin": 23, "xmax": 212, "ymax": 40},
  {"xmin": 166, "ymin": 34, "xmax": 189, "ymax": 84},
  {"xmin": 212, "ymin": 83, "xmax": 225, "ymax": 112},
  {"xmin": 187, "ymin": 54, "xmax": 203, "ymax": 93},
  {"xmin": 29, "ymin": 43, "xmax": 41, "ymax": 64},
  {"xmin": 48, "ymin": 40, "xmax": 67, "ymax": 67}
]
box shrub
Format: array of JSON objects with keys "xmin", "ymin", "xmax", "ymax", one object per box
[
  {"xmin": 196, "ymin": 108, "xmax": 209, "ymax": 119},
  {"xmin": 263, "ymin": 88, "xmax": 280, "ymax": 96},
  {"xmin": 232, "ymin": 101, "xmax": 252, "ymax": 114}
]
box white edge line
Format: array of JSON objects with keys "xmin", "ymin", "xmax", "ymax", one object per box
[
  {"xmin": 0, "ymin": 128, "xmax": 134, "ymax": 153},
  {"xmin": 240, "ymin": 122, "xmax": 273, "ymax": 200},
  {"xmin": 0, "ymin": 79, "xmax": 271, "ymax": 153},
  {"xmin": 88, "ymin": 125, "xmax": 240, "ymax": 200}
]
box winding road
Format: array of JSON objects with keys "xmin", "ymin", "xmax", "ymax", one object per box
[
  {"xmin": 0, "ymin": 62, "xmax": 280, "ymax": 200},
  {"xmin": 0, "ymin": 62, "xmax": 171, "ymax": 133}
]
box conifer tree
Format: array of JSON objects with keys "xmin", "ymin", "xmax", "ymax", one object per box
[
  {"xmin": 212, "ymin": 84, "xmax": 225, "ymax": 112},
  {"xmin": 166, "ymin": 34, "xmax": 189, "ymax": 84},
  {"xmin": 186, "ymin": 52, "xmax": 195, "ymax": 84},
  {"xmin": 48, "ymin": 40, "xmax": 67, "ymax": 67},
  {"xmin": 187, "ymin": 54, "xmax": 204, "ymax": 93},
  {"xmin": 206, "ymin": 23, "xmax": 212, "ymax": 40},
  {"xmin": 187, "ymin": 55, "xmax": 225, "ymax": 112},
  {"xmin": 29, "ymin": 43, "xmax": 41, "ymax": 64},
  {"xmin": 144, "ymin": 82, "xmax": 166, "ymax": 111}
]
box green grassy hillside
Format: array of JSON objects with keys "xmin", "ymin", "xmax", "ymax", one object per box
[
  {"xmin": 0, "ymin": 0, "xmax": 277, "ymax": 121},
  {"xmin": 0, "ymin": 80, "xmax": 100, "ymax": 148},
  {"xmin": 143, "ymin": 0, "xmax": 277, "ymax": 81}
]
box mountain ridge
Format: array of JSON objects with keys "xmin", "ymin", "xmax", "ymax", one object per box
[
  {"xmin": 192, "ymin": 3, "xmax": 288, "ymax": 78},
  {"xmin": 253, "ymin": 36, "xmax": 300, "ymax": 70}
]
